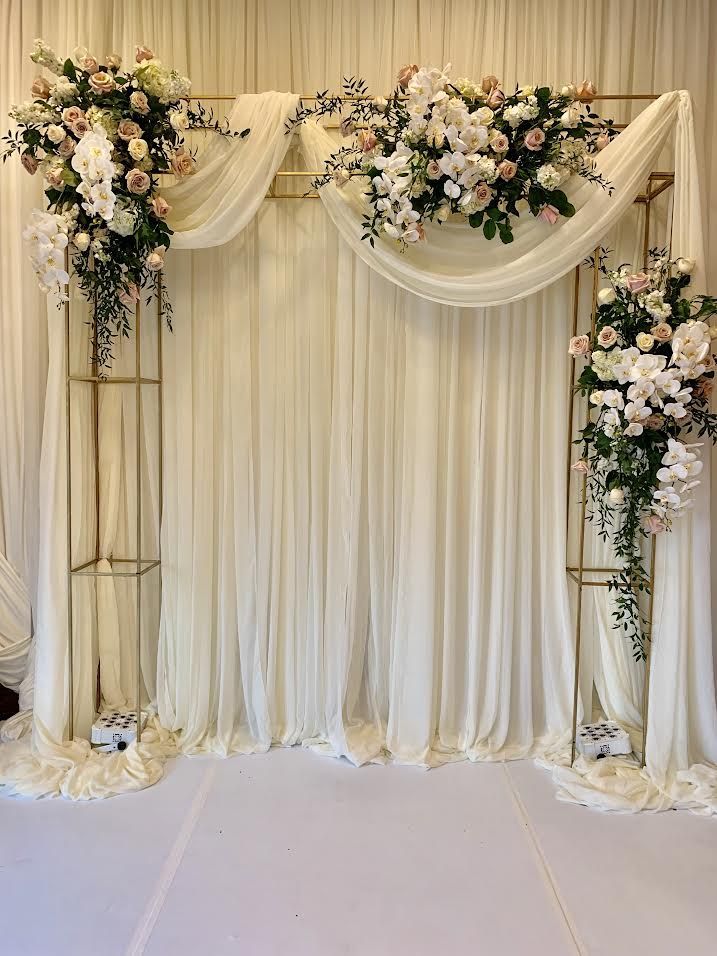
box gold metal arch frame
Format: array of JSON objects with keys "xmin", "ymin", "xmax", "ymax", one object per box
[
  {"xmin": 65, "ymin": 264, "xmax": 163, "ymax": 742},
  {"xmin": 63, "ymin": 93, "xmax": 672, "ymax": 753}
]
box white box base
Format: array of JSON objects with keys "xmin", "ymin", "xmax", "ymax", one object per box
[
  {"xmin": 576, "ymin": 721, "xmax": 632, "ymax": 759},
  {"xmin": 91, "ymin": 710, "xmax": 147, "ymax": 752}
]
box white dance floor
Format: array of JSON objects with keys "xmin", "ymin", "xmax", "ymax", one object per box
[{"xmin": 2, "ymin": 747, "xmax": 716, "ymax": 955}]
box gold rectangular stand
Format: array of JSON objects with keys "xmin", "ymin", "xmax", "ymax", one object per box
[
  {"xmin": 566, "ymin": 172, "xmax": 673, "ymax": 768},
  {"xmin": 65, "ymin": 262, "xmax": 163, "ymax": 743}
]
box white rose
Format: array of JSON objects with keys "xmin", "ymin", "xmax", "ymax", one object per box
[
  {"xmin": 170, "ymin": 110, "xmax": 190, "ymax": 131},
  {"xmin": 636, "ymin": 332, "xmax": 655, "ymax": 352},
  {"xmin": 436, "ymin": 204, "xmax": 451, "ymax": 222},
  {"xmin": 46, "ymin": 124, "xmax": 67, "ymax": 144},
  {"xmin": 609, "ymin": 488, "xmax": 625, "ymax": 505},
  {"xmin": 74, "ymin": 232, "xmax": 90, "ymax": 251},
  {"xmin": 676, "ymin": 257, "xmax": 695, "ymax": 275},
  {"xmin": 128, "ymin": 137, "xmax": 149, "ymax": 161},
  {"xmin": 597, "ymin": 287, "xmax": 616, "ymax": 306}
]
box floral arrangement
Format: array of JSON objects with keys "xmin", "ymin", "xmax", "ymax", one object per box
[
  {"xmin": 289, "ymin": 64, "xmax": 616, "ymax": 247},
  {"xmin": 3, "ymin": 39, "xmax": 248, "ymax": 366},
  {"xmin": 570, "ymin": 252, "xmax": 717, "ymax": 659}
]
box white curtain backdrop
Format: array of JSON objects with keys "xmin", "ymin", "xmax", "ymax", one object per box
[{"xmin": 1, "ymin": 0, "xmax": 717, "ymax": 808}]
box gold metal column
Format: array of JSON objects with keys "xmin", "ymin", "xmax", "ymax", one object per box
[
  {"xmin": 566, "ymin": 172, "xmax": 674, "ymax": 768},
  {"xmin": 65, "ymin": 273, "xmax": 163, "ymax": 744}
]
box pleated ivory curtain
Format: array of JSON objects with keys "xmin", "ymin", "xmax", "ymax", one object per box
[{"xmin": 2, "ymin": 0, "xmax": 717, "ymax": 806}]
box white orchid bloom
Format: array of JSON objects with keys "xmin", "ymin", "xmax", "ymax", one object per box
[
  {"xmin": 439, "ymin": 150, "xmax": 467, "ymax": 179},
  {"xmin": 626, "ymin": 380, "xmax": 655, "ymax": 402},
  {"xmin": 602, "ymin": 389, "xmax": 624, "ymax": 409},
  {"xmin": 444, "ymin": 180, "xmax": 461, "ymax": 199}
]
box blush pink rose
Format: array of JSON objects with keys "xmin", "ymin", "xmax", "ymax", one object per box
[
  {"xmin": 62, "ymin": 106, "xmax": 84, "ymax": 125},
  {"xmin": 21, "ymin": 153, "xmax": 39, "ymax": 175},
  {"xmin": 170, "ymin": 146, "xmax": 195, "ymax": 178},
  {"xmin": 644, "ymin": 413, "xmax": 665, "ymax": 429},
  {"xmin": 481, "ymin": 74, "xmax": 500, "ymax": 94},
  {"xmin": 118, "ymin": 119, "xmax": 143, "ymax": 141},
  {"xmin": 486, "ymin": 87, "xmax": 505, "ymax": 108},
  {"xmin": 151, "ymin": 196, "xmax": 172, "ymax": 218},
  {"xmin": 571, "ymin": 459, "xmax": 589, "ymax": 474},
  {"xmin": 89, "ymin": 71, "xmax": 116, "ymax": 94},
  {"xmin": 474, "ymin": 183, "xmax": 493, "ymax": 207},
  {"xmin": 641, "ymin": 514, "xmax": 666, "ymax": 535},
  {"xmin": 397, "ymin": 64, "xmax": 418, "ymax": 88},
  {"xmin": 71, "ymin": 118, "xmax": 91, "ymax": 136},
  {"xmin": 569, "ymin": 335, "xmax": 590, "ymax": 356},
  {"xmin": 524, "ymin": 128, "xmax": 546, "ymax": 151},
  {"xmin": 595, "ymin": 132, "xmax": 610, "ymax": 151},
  {"xmin": 652, "ymin": 322, "xmax": 673, "ymax": 342},
  {"xmin": 31, "ymin": 76, "xmax": 51, "ymax": 99},
  {"xmin": 497, "ymin": 159, "xmax": 517, "ymax": 181},
  {"xmin": 357, "ymin": 129, "xmax": 377, "ymax": 153},
  {"xmin": 576, "ymin": 80, "xmax": 597, "ymax": 103},
  {"xmin": 79, "ymin": 55, "xmax": 99, "ymax": 74},
  {"xmin": 119, "ymin": 282, "xmax": 139, "ymax": 308},
  {"xmin": 45, "ymin": 165, "xmax": 65, "ymax": 188},
  {"xmin": 626, "ymin": 272, "xmax": 650, "ymax": 293},
  {"xmin": 130, "ymin": 91, "xmax": 150, "ymax": 114},
  {"xmin": 538, "ymin": 204, "xmax": 559, "ymax": 225},
  {"xmin": 58, "ymin": 136, "xmax": 76, "ymax": 158},
  {"xmin": 597, "ymin": 326, "xmax": 618, "ymax": 347},
  {"xmin": 490, "ymin": 133, "xmax": 509, "ymax": 153},
  {"xmin": 125, "ymin": 168, "xmax": 151, "ymax": 194},
  {"xmin": 694, "ymin": 377, "xmax": 714, "ymax": 400},
  {"xmin": 426, "ymin": 160, "xmax": 442, "ymax": 180},
  {"xmin": 136, "ymin": 46, "xmax": 154, "ymax": 63}
]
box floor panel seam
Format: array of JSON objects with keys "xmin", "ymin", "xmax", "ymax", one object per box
[
  {"xmin": 501, "ymin": 763, "xmax": 586, "ymax": 956},
  {"xmin": 125, "ymin": 763, "xmax": 217, "ymax": 956}
]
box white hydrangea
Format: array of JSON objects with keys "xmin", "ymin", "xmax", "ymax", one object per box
[
  {"xmin": 108, "ymin": 199, "xmax": 138, "ymax": 236},
  {"xmin": 132, "ymin": 58, "xmax": 191, "ymax": 103},
  {"xmin": 85, "ymin": 107, "xmax": 119, "ymax": 141},
  {"xmin": 48, "ymin": 76, "xmax": 78, "ymax": 105},
  {"xmin": 591, "ymin": 349, "xmax": 623, "ymax": 382},
  {"xmin": 536, "ymin": 164, "xmax": 562, "ymax": 190},
  {"xmin": 469, "ymin": 155, "xmax": 498, "ymax": 184},
  {"xmin": 503, "ymin": 102, "xmax": 539, "ymax": 128},
  {"xmin": 558, "ymin": 138, "xmax": 588, "ymax": 171},
  {"xmin": 641, "ymin": 290, "xmax": 672, "ymax": 321}
]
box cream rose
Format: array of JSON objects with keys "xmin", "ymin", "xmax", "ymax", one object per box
[
  {"xmin": 130, "ymin": 91, "xmax": 150, "ymax": 114},
  {"xmin": 426, "ymin": 160, "xmax": 442, "ymax": 180},
  {"xmin": 118, "ymin": 119, "xmax": 142, "ymax": 141},
  {"xmin": 151, "ymin": 196, "xmax": 171, "ymax": 218},
  {"xmin": 597, "ymin": 287, "xmax": 616, "ymax": 306},
  {"xmin": 145, "ymin": 245, "xmax": 166, "ymax": 271},
  {"xmin": 608, "ymin": 487, "xmax": 625, "ymax": 505},
  {"xmin": 105, "ymin": 53, "xmax": 122, "ymax": 71},
  {"xmin": 74, "ymin": 233, "xmax": 91, "ymax": 252},
  {"xmin": 46, "ymin": 124, "xmax": 67, "ymax": 144},
  {"xmin": 597, "ymin": 326, "xmax": 618, "ymax": 348},
  {"xmin": 595, "ymin": 132, "xmax": 610, "ymax": 151},
  {"xmin": 170, "ymin": 146, "xmax": 194, "ymax": 178},
  {"xmin": 568, "ymin": 335, "xmax": 590, "ymax": 356},
  {"xmin": 128, "ymin": 137, "xmax": 149, "ymax": 161},
  {"xmin": 636, "ymin": 332, "xmax": 655, "ymax": 352},
  {"xmin": 524, "ymin": 128, "xmax": 545, "ymax": 151},
  {"xmin": 125, "ymin": 168, "xmax": 151, "ymax": 194},
  {"xmin": 497, "ymin": 160, "xmax": 517, "ymax": 181},
  {"xmin": 676, "ymin": 257, "xmax": 695, "ymax": 274},
  {"xmin": 89, "ymin": 71, "xmax": 115, "ymax": 94},
  {"xmin": 170, "ymin": 110, "xmax": 190, "ymax": 132}
]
